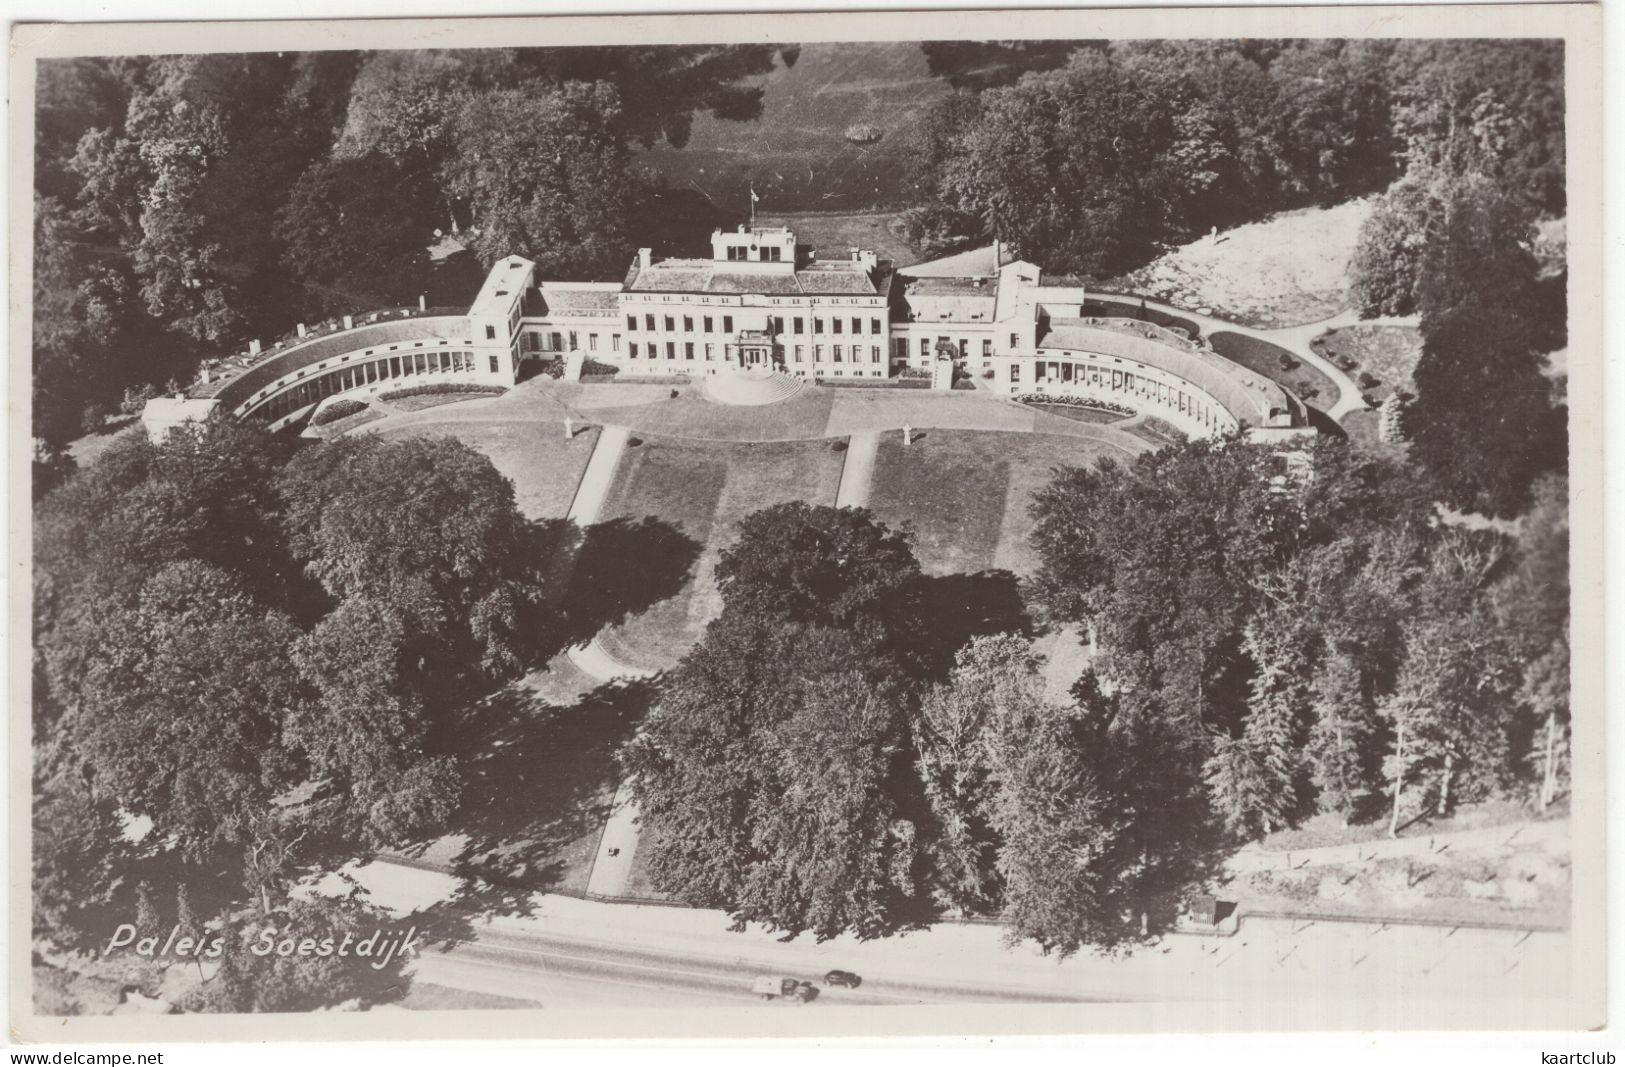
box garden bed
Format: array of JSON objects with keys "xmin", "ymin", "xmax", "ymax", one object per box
[
  {"xmin": 1310, "ymin": 324, "xmax": 1423, "ymax": 403},
  {"xmin": 1082, "ymin": 298, "xmax": 1201, "ymax": 340},
  {"xmin": 1208, "ymin": 331, "xmax": 1340, "ymax": 409},
  {"xmin": 1126, "ymin": 417, "xmax": 1188, "ymax": 448},
  {"xmin": 817, "ymin": 377, "xmax": 931, "ymax": 389},
  {"xmin": 1014, "ymin": 395, "xmax": 1134, "ymax": 424}
]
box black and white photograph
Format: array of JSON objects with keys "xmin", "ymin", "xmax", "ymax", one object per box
[{"xmin": 7, "ymin": 3, "xmax": 1607, "ymax": 1045}]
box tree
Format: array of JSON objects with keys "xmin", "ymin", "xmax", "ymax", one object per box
[
  {"xmin": 980, "ymin": 659, "xmax": 1139, "ymax": 954},
  {"xmin": 1203, "ymin": 610, "xmax": 1307, "ymax": 836},
  {"xmin": 1378, "ymin": 533, "xmax": 1520, "ymax": 831},
  {"xmin": 1348, "ymin": 173, "xmax": 1448, "ymax": 317},
  {"xmin": 441, "ymin": 80, "xmax": 635, "ymax": 276},
  {"xmin": 1386, "ymin": 39, "xmax": 1567, "ymax": 215},
  {"xmin": 275, "ymin": 153, "xmax": 439, "ymax": 316},
  {"xmin": 714, "ymin": 503, "xmax": 921, "ymax": 644},
  {"xmin": 278, "ymin": 433, "xmax": 545, "ymax": 675},
  {"xmin": 1409, "ymin": 306, "xmax": 1565, "ymax": 517},
  {"xmin": 913, "ymin": 635, "xmax": 1030, "ymax": 915},
  {"xmin": 1028, "ymin": 440, "xmax": 1285, "ymax": 748},
  {"xmin": 290, "ymin": 597, "xmax": 462, "ymax": 844},
  {"xmin": 32, "ymin": 764, "xmax": 133, "ymax": 953},
  {"xmin": 627, "ymin": 615, "xmax": 921, "ymax": 939},
  {"xmin": 187, "ymin": 896, "xmax": 410, "ymax": 1013},
  {"xmin": 74, "ymin": 562, "xmax": 305, "ymax": 860},
  {"xmin": 1415, "ymin": 180, "xmax": 1542, "ymax": 328},
  {"xmin": 1493, "ymin": 474, "xmax": 1571, "ymax": 809}
]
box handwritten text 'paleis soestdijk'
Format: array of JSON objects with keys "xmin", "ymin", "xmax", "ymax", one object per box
[{"xmin": 102, "ymin": 923, "xmax": 423, "ymax": 970}]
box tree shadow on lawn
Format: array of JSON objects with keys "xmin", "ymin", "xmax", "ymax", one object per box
[
  {"xmin": 907, "ymin": 569, "xmax": 1034, "ymax": 679},
  {"xmin": 403, "ymin": 678, "xmax": 658, "ymax": 949},
  {"xmin": 525, "ymin": 515, "xmax": 702, "ymax": 662},
  {"xmin": 561, "ymin": 516, "xmax": 702, "ymax": 646}
]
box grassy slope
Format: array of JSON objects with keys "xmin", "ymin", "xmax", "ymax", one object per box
[
  {"xmin": 867, "ymin": 430, "xmax": 1124, "ymax": 577},
  {"xmin": 376, "ymin": 420, "xmax": 602, "ymax": 523},
  {"xmin": 593, "ymin": 435, "xmax": 847, "ymax": 670}
]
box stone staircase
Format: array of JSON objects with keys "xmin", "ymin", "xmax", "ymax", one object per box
[{"xmin": 699, "ymin": 367, "xmax": 806, "ymax": 406}]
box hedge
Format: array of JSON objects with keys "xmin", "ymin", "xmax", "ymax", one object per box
[
  {"xmin": 1012, "ymin": 393, "xmax": 1135, "ymax": 416},
  {"xmin": 311, "ymin": 398, "xmax": 368, "ymax": 426},
  {"xmin": 376, "ymin": 383, "xmax": 507, "ymax": 402}
]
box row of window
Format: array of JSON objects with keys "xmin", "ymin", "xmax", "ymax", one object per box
[
  {"xmin": 249, "ymin": 350, "xmax": 496, "ymax": 423},
  {"xmin": 888, "ymin": 337, "xmax": 999, "ymax": 360},
  {"xmin": 626, "ymin": 342, "xmax": 885, "ymax": 363},
  {"xmin": 625, "ymin": 313, "xmax": 885, "ymax": 337}
]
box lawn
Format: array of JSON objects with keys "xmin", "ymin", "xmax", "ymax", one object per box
[
  {"xmin": 1311, "ymin": 324, "xmax": 1423, "ymax": 403},
  {"xmin": 1208, "ymin": 331, "xmax": 1342, "ymax": 410},
  {"xmin": 591, "ymin": 435, "xmax": 847, "ymax": 670},
  {"xmin": 376, "ymin": 419, "xmax": 601, "ymax": 522},
  {"xmin": 866, "ymin": 430, "xmax": 1124, "ymax": 577}
]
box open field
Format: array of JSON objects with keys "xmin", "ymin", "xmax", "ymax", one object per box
[
  {"xmin": 758, "ymin": 210, "xmax": 924, "ymax": 266},
  {"xmin": 375, "ymin": 419, "xmax": 601, "ymax": 522},
  {"xmin": 866, "ymin": 430, "xmax": 1124, "ymax": 577},
  {"xmin": 1209, "ymin": 331, "xmax": 1342, "ymax": 411},
  {"xmin": 1312, "ymin": 324, "xmax": 1424, "ymax": 403},
  {"xmin": 592, "ymin": 435, "xmax": 847, "ymax": 670},
  {"xmin": 1109, "ymin": 200, "xmax": 1371, "ymax": 328},
  {"xmin": 640, "ymin": 42, "xmax": 955, "ymax": 212}
]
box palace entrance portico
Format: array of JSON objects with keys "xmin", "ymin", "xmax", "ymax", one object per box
[{"xmin": 730, "ymin": 329, "xmax": 782, "ymax": 370}]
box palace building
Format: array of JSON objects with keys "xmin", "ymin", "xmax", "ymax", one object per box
[{"xmin": 143, "ymin": 224, "xmax": 1308, "ymax": 442}]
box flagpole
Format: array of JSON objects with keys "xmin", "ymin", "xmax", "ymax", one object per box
[{"xmin": 749, "ymin": 184, "xmax": 757, "ymax": 231}]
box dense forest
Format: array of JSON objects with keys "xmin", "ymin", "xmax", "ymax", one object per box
[
  {"xmin": 625, "ymin": 456, "xmax": 1569, "ymax": 951},
  {"xmin": 32, "ymin": 38, "xmax": 1573, "ymax": 984},
  {"xmin": 34, "ymin": 40, "xmax": 1564, "ymax": 452}
]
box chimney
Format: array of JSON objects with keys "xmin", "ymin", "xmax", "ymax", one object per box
[
  {"xmin": 849, "ymin": 247, "xmax": 860, "ymax": 262},
  {"xmin": 418, "ymin": 294, "xmax": 426, "ymax": 311},
  {"xmin": 343, "ymin": 314, "xmax": 354, "ymax": 330},
  {"xmin": 638, "ymin": 248, "xmax": 652, "ymax": 270},
  {"xmin": 249, "ymin": 339, "xmax": 262, "ymax": 355},
  {"xmin": 200, "ymin": 369, "xmax": 213, "ymax": 383},
  {"xmin": 296, "ymin": 323, "xmax": 307, "ymax": 338}
]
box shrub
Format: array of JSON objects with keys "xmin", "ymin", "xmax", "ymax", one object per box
[
  {"xmin": 1357, "ymin": 371, "xmax": 1379, "ymax": 389},
  {"xmin": 1296, "ymin": 382, "xmax": 1320, "ymax": 401},
  {"xmin": 1012, "ymin": 394, "xmax": 1135, "ymax": 417},
  {"xmin": 981, "ymin": 368, "xmax": 995, "ymax": 379},
  {"xmin": 1276, "ymin": 353, "xmax": 1297, "ymax": 372},
  {"xmin": 581, "ymin": 359, "xmax": 621, "ymax": 377},
  {"xmin": 312, "ymin": 399, "xmax": 368, "ymax": 426},
  {"xmin": 375, "ymin": 383, "xmax": 506, "ymax": 402},
  {"xmin": 897, "ymin": 366, "xmax": 931, "ymax": 380}
]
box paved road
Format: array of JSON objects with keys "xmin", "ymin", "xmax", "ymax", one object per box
[{"xmin": 337, "ymin": 861, "xmax": 1574, "ymax": 1020}]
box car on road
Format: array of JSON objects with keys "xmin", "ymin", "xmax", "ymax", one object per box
[
  {"xmin": 823, "ymin": 970, "xmax": 862, "ymax": 988},
  {"xmin": 752, "ymin": 975, "xmax": 817, "ymax": 1002}
]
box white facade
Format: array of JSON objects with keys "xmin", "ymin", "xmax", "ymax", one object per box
[{"xmin": 150, "ymin": 227, "xmax": 1304, "ymax": 440}]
